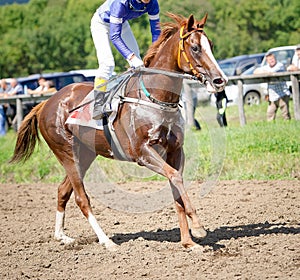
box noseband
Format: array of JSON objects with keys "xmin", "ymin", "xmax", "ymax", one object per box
[{"xmin": 177, "ymin": 26, "xmax": 207, "ymax": 84}]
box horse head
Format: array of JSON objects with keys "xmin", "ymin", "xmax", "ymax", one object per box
[{"xmin": 176, "ymin": 13, "xmax": 227, "ymax": 92}]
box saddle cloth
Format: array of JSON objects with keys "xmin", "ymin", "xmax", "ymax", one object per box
[{"xmin": 65, "ymin": 90, "xmax": 119, "ymax": 130}]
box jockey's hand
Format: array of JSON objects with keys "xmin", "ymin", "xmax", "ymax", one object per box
[{"xmin": 127, "ymin": 55, "xmax": 144, "ymax": 68}]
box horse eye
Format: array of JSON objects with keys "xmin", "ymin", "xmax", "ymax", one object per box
[{"xmin": 191, "ymin": 45, "xmax": 201, "ymax": 53}]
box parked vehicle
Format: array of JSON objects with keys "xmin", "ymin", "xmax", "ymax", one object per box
[
  {"xmin": 216, "ymin": 53, "xmax": 265, "ymax": 106},
  {"xmin": 69, "ymin": 69, "xmax": 98, "ymax": 82},
  {"xmin": 2, "ymin": 72, "xmax": 88, "ymax": 131},
  {"xmin": 222, "ymin": 65, "xmax": 267, "ymax": 106},
  {"xmin": 17, "ymin": 72, "xmax": 88, "ymax": 93},
  {"xmin": 218, "ymin": 53, "xmax": 265, "ymax": 76},
  {"xmin": 260, "ymin": 45, "xmax": 296, "ymax": 69}
]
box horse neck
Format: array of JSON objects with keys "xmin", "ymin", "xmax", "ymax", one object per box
[
  {"xmin": 149, "ymin": 34, "xmax": 181, "ymax": 73},
  {"xmin": 144, "ymin": 36, "xmax": 183, "ymax": 104}
]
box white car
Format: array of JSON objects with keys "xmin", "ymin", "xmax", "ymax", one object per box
[
  {"xmin": 260, "ymin": 45, "xmax": 296, "ymax": 68},
  {"xmin": 217, "ymin": 53, "xmax": 265, "ymax": 106},
  {"xmin": 258, "ymin": 45, "xmax": 296, "ymax": 95},
  {"xmin": 215, "ymin": 46, "xmax": 296, "ymax": 106}
]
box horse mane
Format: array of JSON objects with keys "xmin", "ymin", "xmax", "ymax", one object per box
[{"xmin": 143, "ymin": 13, "xmax": 187, "ymax": 67}]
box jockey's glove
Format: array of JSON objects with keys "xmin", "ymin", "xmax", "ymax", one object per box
[{"xmin": 127, "ymin": 56, "xmax": 144, "ymax": 68}]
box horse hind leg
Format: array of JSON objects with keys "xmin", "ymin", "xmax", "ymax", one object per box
[
  {"xmin": 54, "ymin": 176, "xmax": 75, "ymax": 244},
  {"xmin": 54, "ymin": 137, "xmax": 118, "ymax": 251}
]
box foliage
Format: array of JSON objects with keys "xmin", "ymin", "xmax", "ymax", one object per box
[
  {"xmin": 211, "ymin": 0, "xmax": 300, "ymax": 58},
  {"xmin": 1, "ymin": 0, "xmax": 300, "ymax": 78}
]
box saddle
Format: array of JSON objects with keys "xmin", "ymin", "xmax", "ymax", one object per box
[{"xmin": 66, "ymin": 71, "xmax": 134, "ymax": 130}]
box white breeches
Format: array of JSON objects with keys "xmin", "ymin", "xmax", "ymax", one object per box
[{"xmin": 90, "ymin": 12, "xmax": 141, "ymax": 80}]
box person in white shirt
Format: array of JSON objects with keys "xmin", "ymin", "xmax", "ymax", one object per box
[
  {"xmin": 254, "ymin": 52, "xmax": 291, "ymax": 121},
  {"xmin": 6, "ymin": 79, "xmax": 23, "ymax": 96},
  {"xmin": 287, "ymin": 45, "xmax": 300, "ymax": 71},
  {"xmin": 27, "ymin": 77, "xmax": 49, "ymax": 95}
]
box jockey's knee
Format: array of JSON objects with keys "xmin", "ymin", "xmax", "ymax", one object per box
[{"xmin": 97, "ymin": 64, "xmax": 115, "ymax": 80}]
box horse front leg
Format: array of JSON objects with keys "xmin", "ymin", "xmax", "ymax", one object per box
[
  {"xmin": 168, "ymin": 168, "xmax": 207, "ymax": 249},
  {"xmin": 139, "ymin": 144, "xmax": 205, "ymax": 249},
  {"xmin": 171, "ymin": 183, "xmax": 207, "ymax": 246},
  {"xmin": 167, "ymin": 148, "xmax": 207, "ymax": 244}
]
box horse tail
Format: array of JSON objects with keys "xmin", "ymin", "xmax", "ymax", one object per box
[{"xmin": 10, "ymin": 101, "xmax": 46, "ymax": 163}]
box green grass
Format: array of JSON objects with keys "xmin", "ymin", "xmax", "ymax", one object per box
[
  {"xmin": 194, "ymin": 101, "xmax": 300, "ymax": 180},
  {"xmin": 0, "ymin": 131, "xmax": 64, "ymax": 183},
  {"xmin": 0, "ymin": 102, "xmax": 299, "ymax": 183},
  {"xmin": 217, "ymin": 122, "xmax": 299, "ymax": 180}
]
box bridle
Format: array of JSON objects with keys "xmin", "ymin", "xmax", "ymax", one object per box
[
  {"xmin": 122, "ymin": 26, "xmax": 214, "ymax": 111},
  {"xmin": 177, "ymin": 26, "xmax": 207, "ymax": 84},
  {"xmin": 135, "ymin": 27, "xmax": 210, "ymax": 110}
]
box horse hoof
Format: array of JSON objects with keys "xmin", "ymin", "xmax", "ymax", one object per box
[
  {"xmin": 184, "ymin": 242, "xmax": 203, "ymax": 253},
  {"xmin": 103, "ymin": 239, "xmax": 119, "ymax": 252},
  {"xmin": 189, "ymin": 244, "xmax": 203, "ymax": 253},
  {"xmin": 54, "ymin": 234, "xmax": 75, "ymax": 245},
  {"xmin": 191, "ymin": 227, "xmax": 207, "ymax": 239}
]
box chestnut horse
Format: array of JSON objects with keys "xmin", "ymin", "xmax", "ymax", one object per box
[{"xmin": 10, "ymin": 14, "xmax": 227, "ymax": 251}]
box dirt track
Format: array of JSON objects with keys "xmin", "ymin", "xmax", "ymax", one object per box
[{"xmin": 0, "ymin": 180, "xmax": 299, "ymax": 279}]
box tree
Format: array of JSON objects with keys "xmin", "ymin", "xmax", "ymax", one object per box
[{"xmin": 0, "ymin": 0, "xmax": 299, "ymax": 78}]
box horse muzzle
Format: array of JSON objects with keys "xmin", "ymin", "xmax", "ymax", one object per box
[{"xmin": 205, "ymin": 76, "xmax": 227, "ymax": 93}]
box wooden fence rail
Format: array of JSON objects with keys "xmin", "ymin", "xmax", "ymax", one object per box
[
  {"xmin": 0, "ymin": 93, "xmax": 54, "ymax": 130},
  {"xmin": 228, "ymin": 71, "xmax": 300, "ymax": 125},
  {"xmin": 1, "ymin": 71, "xmax": 300, "ymax": 129}
]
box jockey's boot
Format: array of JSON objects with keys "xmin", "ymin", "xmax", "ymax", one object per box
[{"xmin": 93, "ymin": 78, "xmax": 112, "ymax": 120}]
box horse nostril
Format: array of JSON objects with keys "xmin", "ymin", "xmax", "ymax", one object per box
[{"xmin": 213, "ymin": 78, "xmax": 225, "ymax": 87}]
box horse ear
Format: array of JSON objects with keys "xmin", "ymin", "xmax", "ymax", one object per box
[
  {"xmin": 187, "ymin": 14, "xmax": 195, "ymax": 31},
  {"xmin": 197, "ymin": 13, "xmax": 208, "ymax": 29}
]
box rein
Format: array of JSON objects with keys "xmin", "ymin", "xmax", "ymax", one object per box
[
  {"xmin": 68, "ymin": 68, "xmax": 196, "ymax": 113},
  {"xmin": 177, "ymin": 26, "xmax": 206, "ymax": 84},
  {"xmin": 135, "ymin": 68, "xmax": 197, "ymax": 110}
]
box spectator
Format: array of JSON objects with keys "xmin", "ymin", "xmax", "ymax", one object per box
[
  {"xmin": 287, "ymin": 45, "xmax": 300, "ymax": 97},
  {"xmin": 1, "ymin": 79, "xmax": 23, "ymax": 129},
  {"xmin": 254, "ymin": 52, "xmax": 291, "ymax": 121},
  {"xmin": 43, "ymin": 80, "xmax": 57, "ymax": 94},
  {"xmin": 90, "ymin": 0, "xmax": 161, "ymax": 119},
  {"xmin": 0, "ymin": 105, "xmax": 6, "ymax": 136},
  {"xmin": 215, "ymin": 90, "xmax": 228, "ymax": 127},
  {"xmin": 287, "ymin": 44, "xmax": 300, "ymax": 71},
  {"xmin": 181, "ymin": 79, "xmax": 201, "ymax": 130},
  {"xmin": 27, "ymin": 77, "xmax": 49, "ymax": 95},
  {"xmin": 6, "ymin": 78, "xmax": 23, "ymax": 96},
  {"xmin": 0, "ymin": 79, "xmax": 10, "ymax": 95},
  {"xmin": 0, "ymin": 79, "xmax": 10, "ymax": 136},
  {"xmin": 23, "ymin": 80, "xmax": 57, "ymax": 120}
]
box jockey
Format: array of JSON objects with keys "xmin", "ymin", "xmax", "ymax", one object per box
[{"xmin": 90, "ymin": 0, "xmax": 161, "ymax": 119}]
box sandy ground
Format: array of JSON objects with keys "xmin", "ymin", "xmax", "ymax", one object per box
[{"xmin": 0, "ymin": 180, "xmax": 299, "ymax": 280}]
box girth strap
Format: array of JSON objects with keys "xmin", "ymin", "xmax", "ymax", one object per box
[{"xmin": 102, "ymin": 116, "xmax": 131, "ymax": 161}]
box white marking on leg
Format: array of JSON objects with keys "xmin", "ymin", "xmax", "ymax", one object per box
[
  {"xmin": 54, "ymin": 211, "xmax": 75, "ymax": 244},
  {"xmin": 88, "ymin": 213, "xmax": 109, "ymax": 243},
  {"xmin": 88, "ymin": 212, "xmax": 118, "ymax": 251}
]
